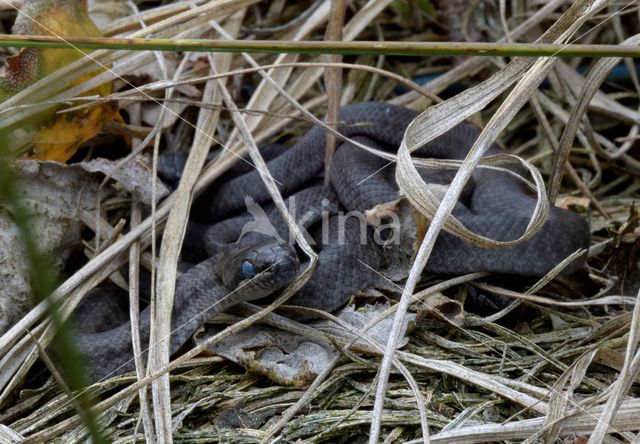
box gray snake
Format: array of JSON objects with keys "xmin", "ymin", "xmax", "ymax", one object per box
[{"xmin": 65, "ymin": 102, "xmax": 591, "ymax": 382}]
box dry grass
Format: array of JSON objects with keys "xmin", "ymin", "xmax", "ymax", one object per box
[{"xmin": 0, "ymin": 0, "xmax": 639, "ymax": 442}]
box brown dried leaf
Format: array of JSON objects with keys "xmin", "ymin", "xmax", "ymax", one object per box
[
  {"xmin": 0, "ymin": 0, "xmax": 120, "ymax": 161},
  {"xmin": 0, "ymin": 160, "xmax": 101, "ymax": 333}
]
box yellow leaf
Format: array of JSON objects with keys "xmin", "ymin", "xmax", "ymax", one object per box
[
  {"xmin": 0, "ymin": 0, "xmax": 121, "ymax": 162},
  {"xmin": 34, "ymin": 102, "xmax": 123, "ymax": 162}
]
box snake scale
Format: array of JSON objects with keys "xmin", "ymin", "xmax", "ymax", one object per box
[{"xmin": 65, "ymin": 102, "xmax": 590, "ymax": 382}]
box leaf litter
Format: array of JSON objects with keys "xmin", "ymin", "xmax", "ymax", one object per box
[{"xmin": 0, "ymin": 0, "xmax": 639, "ymax": 442}]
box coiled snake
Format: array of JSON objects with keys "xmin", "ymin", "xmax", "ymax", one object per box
[{"xmin": 67, "ymin": 102, "xmax": 590, "ymax": 382}]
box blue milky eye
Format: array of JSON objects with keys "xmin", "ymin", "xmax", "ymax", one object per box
[{"xmin": 241, "ymin": 260, "xmax": 255, "ymax": 279}]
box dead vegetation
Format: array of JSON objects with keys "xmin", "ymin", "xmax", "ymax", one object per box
[{"xmin": 0, "ymin": 0, "xmax": 639, "ymax": 442}]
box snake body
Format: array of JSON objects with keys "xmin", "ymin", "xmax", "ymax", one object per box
[
  {"xmin": 69, "ymin": 102, "xmax": 590, "ymax": 382},
  {"xmin": 69, "ymin": 243, "xmax": 299, "ymax": 381}
]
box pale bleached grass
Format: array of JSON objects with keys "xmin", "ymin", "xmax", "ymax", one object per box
[{"xmin": 0, "ymin": 0, "xmax": 638, "ymax": 442}]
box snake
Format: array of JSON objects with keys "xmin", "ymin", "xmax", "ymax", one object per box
[{"xmin": 66, "ymin": 102, "xmax": 591, "ymax": 382}]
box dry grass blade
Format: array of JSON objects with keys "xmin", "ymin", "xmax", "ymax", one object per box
[
  {"xmin": 62, "ymin": 61, "xmax": 439, "ymax": 105},
  {"xmin": 1, "ymin": 0, "xmax": 639, "ymax": 442},
  {"xmin": 0, "ymin": 1, "xmax": 260, "ymax": 364},
  {"xmin": 411, "ymin": 398, "xmax": 640, "ymax": 443},
  {"xmin": 0, "ymin": 0, "xmax": 260, "ymax": 131},
  {"xmin": 549, "ymin": 33, "xmax": 640, "ymax": 200},
  {"xmin": 149, "ymin": 10, "xmax": 246, "ymax": 442},
  {"xmin": 538, "ymin": 349, "xmax": 599, "ymax": 442},
  {"xmin": 372, "ymin": 0, "xmax": 610, "ymax": 441},
  {"xmin": 221, "ymin": 1, "xmax": 331, "ymax": 147},
  {"xmin": 322, "ymin": 0, "xmax": 347, "ymax": 185},
  {"xmin": 214, "ymin": 64, "xmax": 318, "ymax": 313},
  {"xmin": 392, "ymin": 0, "xmax": 567, "ymax": 105},
  {"xmin": 260, "ymin": 272, "xmax": 485, "ymax": 442},
  {"xmin": 128, "ymin": 200, "xmax": 154, "ymax": 442},
  {"xmin": 0, "ymin": 0, "xmax": 257, "ymax": 400},
  {"xmin": 588, "ymin": 287, "xmax": 640, "ymax": 442}
]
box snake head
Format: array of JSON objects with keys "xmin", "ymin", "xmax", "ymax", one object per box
[{"xmin": 216, "ymin": 241, "xmax": 300, "ymax": 298}]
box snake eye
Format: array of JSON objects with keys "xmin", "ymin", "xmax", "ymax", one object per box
[{"xmin": 241, "ymin": 260, "xmax": 255, "ymax": 279}]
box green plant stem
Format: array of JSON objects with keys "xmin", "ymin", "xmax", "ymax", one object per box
[
  {"xmin": 0, "ymin": 35, "xmax": 638, "ymax": 57},
  {"xmin": 0, "ymin": 134, "xmax": 107, "ymax": 443}
]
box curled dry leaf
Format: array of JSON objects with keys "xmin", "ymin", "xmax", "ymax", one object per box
[
  {"xmin": 196, "ymin": 304, "xmax": 416, "ymax": 386},
  {"xmin": 362, "ymin": 197, "xmax": 421, "ymax": 283},
  {"xmin": 0, "ymin": 0, "xmax": 121, "ymax": 161},
  {"xmin": 0, "ymin": 160, "xmax": 101, "ymax": 334},
  {"xmin": 419, "ymin": 293, "xmax": 464, "ymax": 326},
  {"xmin": 79, "ymin": 157, "xmax": 169, "ymax": 205},
  {"xmin": 0, "ymin": 157, "xmax": 166, "ymax": 333},
  {"xmin": 556, "ymin": 195, "xmax": 591, "ymax": 211}
]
